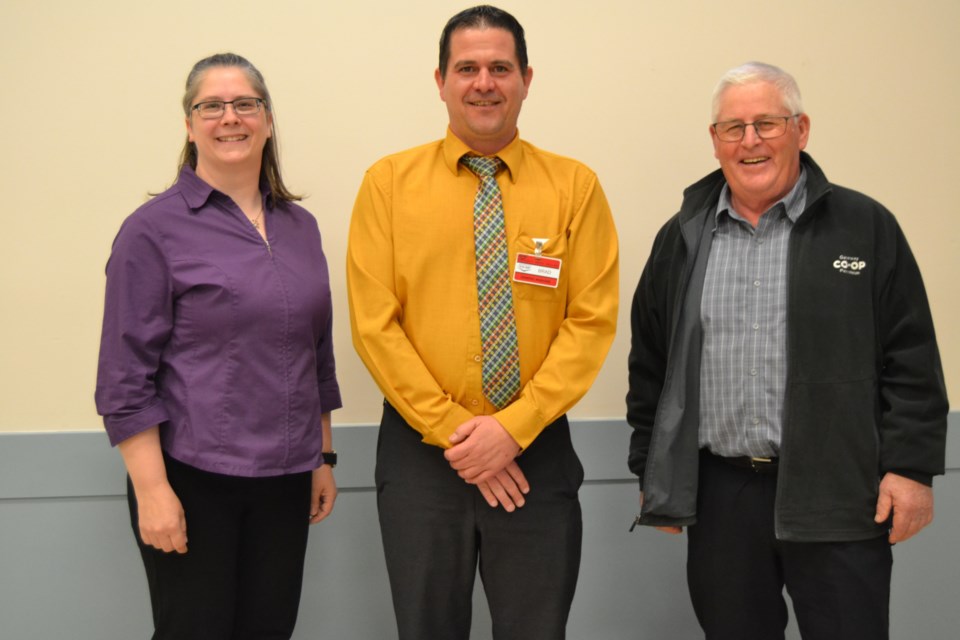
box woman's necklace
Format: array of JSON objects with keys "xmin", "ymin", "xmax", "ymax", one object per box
[
  {"xmin": 248, "ymin": 204, "xmax": 270, "ymax": 251},
  {"xmin": 249, "ymin": 205, "xmax": 264, "ymax": 231}
]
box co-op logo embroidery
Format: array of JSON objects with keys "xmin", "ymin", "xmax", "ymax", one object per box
[{"xmin": 833, "ymin": 255, "xmax": 867, "ymax": 276}]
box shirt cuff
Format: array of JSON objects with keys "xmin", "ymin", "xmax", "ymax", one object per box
[
  {"xmin": 102, "ymin": 401, "xmax": 170, "ymax": 447},
  {"xmin": 418, "ymin": 403, "xmax": 476, "ymax": 449},
  {"xmin": 493, "ymin": 396, "xmax": 545, "ymax": 451}
]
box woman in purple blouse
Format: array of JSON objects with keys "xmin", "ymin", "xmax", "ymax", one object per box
[{"xmin": 95, "ymin": 53, "xmax": 342, "ymax": 639}]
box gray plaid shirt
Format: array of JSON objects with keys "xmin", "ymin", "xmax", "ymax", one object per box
[{"xmin": 699, "ymin": 169, "xmax": 807, "ymax": 457}]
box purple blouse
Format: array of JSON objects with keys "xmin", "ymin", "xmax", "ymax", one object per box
[{"xmin": 95, "ymin": 166, "xmax": 342, "ymax": 477}]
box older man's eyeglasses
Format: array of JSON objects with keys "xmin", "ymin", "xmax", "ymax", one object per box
[
  {"xmin": 191, "ymin": 98, "xmax": 264, "ymax": 120},
  {"xmin": 712, "ymin": 114, "xmax": 800, "ymax": 142}
]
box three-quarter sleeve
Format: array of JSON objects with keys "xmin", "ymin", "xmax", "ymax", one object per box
[
  {"xmin": 95, "ymin": 214, "xmax": 173, "ymax": 445},
  {"xmin": 315, "ymin": 236, "xmax": 343, "ymax": 415}
]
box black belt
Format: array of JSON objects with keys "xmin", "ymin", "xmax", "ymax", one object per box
[{"xmin": 720, "ymin": 455, "xmax": 779, "ymax": 474}]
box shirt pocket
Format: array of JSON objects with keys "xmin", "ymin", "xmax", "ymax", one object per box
[{"xmin": 511, "ymin": 232, "xmax": 567, "ymax": 302}]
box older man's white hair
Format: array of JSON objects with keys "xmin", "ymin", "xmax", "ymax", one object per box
[{"xmin": 711, "ymin": 61, "xmax": 804, "ymax": 122}]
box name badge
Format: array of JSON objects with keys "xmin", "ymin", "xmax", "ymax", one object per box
[{"xmin": 513, "ymin": 253, "xmax": 562, "ymax": 288}]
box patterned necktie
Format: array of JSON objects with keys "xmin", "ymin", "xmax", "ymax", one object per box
[{"xmin": 460, "ymin": 155, "xmax": 521, "ymax": 409}]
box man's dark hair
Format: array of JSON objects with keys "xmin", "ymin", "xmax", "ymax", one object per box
[{"xmin": 438, "ymin": 5, "xmax": 527, "ymax": 79}]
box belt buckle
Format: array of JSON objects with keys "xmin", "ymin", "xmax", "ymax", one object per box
[{"xmin": 749, "ymin": 456, "xmax": 773, "ymax": 472}]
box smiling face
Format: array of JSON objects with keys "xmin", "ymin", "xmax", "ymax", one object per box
[
  {"xmin": 185, "ymin": 66, "xmax": 272, "ymax": 182},
  {"xmin": 435, "ymin": 27, "xmax": 532, "ymax": 155},
  {"xmin": 711, "ymin": 81, "xmax": 810, "ymax": 216}
]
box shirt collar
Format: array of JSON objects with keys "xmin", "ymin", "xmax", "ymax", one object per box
[
  {"xmin": 716, "ymin": 167, "xmax": 808, "ymax": 224},
  {"xmin": 441, "ymin": 127, "xmax": 523, "ymax": 184},
  {"xmin": 175, "ymin": 164, "xmax": 274, "ymax": 212},
  {"xmin": 176, "ymin": 165, "xmax": 216, "ymax": 210}
]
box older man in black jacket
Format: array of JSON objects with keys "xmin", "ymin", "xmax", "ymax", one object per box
[{"xmin": 626, "ymin": 61, "xmax": 948, "ymax": 640}]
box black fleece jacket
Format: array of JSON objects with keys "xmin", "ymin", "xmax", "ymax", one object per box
[{"xmin": 626, "ymin": 153, "xmax": 948, "ymax": 541}]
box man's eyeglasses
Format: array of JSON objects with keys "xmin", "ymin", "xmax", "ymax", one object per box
[
  {"xmin": 191, "ymin": 98, "xmax": 264, "ymax": 120},
  {"xmin": 711, "ymin": 114, "xmax": 800, "ymax": 142}
]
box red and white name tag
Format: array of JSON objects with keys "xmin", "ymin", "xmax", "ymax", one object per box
[{"xmin": 513, "ymin": 253, "xmax": 562, "ymax": 288}]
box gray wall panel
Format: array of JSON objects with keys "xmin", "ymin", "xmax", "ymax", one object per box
[{"xmin": 0, "ymin": 414, "xmax": 955, "ymax": 639}]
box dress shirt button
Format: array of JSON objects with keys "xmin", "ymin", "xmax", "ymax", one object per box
[
  {"xmin": 753, "ymin": 280, "xmax": 761, "ymax": 287},
  {"xmin": 749, "ymin": 368, "xmax": 758, "ymax": 376},
  {"xmin": 471, "ymin": 399, "xmax": 479, "ymax": 406},
  {"xmin": 473, "ymin": 354, "xmax": 482, "ymax": 363},
  {"xmin": 752, "ymin": 323, "xmax": 760, "ymax": 330},
  {"xmin": 752, "ymin": 417, "xmax": 760, "ymax": 425}
]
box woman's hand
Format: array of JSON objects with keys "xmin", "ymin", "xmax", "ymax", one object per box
[
  {"xmin": 310, "ymin": 465, "xmax": 337, "ymax": 524},
  {"xmin": 118, "ymin": 427, "xmax": 188, "ymax": 553},
  {"xmin": 135, "ymin": 481, "xmax": 188, "ymax": 553}
]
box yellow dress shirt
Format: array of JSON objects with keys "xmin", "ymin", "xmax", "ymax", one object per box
[{"xmin": 347, "ymin": 129, "xmax": 618, "ymax": 450}]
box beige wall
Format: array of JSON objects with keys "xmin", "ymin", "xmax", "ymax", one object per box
[{"xmin": 1, "ymin": 0, "xmax": 956, "ymax": 432}]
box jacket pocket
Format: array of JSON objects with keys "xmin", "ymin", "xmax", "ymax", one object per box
[{"xmin": 778, "ymin": 377, "xmax": 881, "ymax": 537}]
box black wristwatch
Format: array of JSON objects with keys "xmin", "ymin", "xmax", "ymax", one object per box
[{"xmin": 322, "ymin": 450, "xmax": 338, "ymax": 468}]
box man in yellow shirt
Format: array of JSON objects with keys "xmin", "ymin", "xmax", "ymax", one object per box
[{"xmin": 347, "ymin": 6, "xmax": 618, "ymax": 639}]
